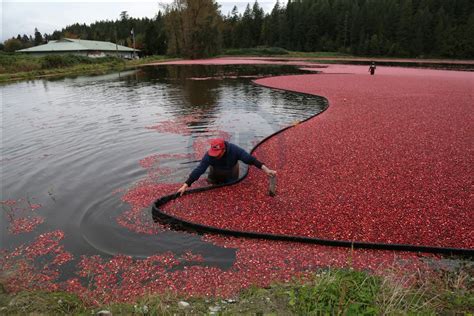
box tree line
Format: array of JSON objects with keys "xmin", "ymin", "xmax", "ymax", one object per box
[
  {"xmin": 2, "ymin": 11, "xmax": 167, "ymax": 56},
  {"xmin": 3, "ymin": 0, "xmax": 474, "ymax": 58}
]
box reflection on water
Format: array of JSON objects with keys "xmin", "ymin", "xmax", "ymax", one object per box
[{"xmin": 1, "ymin": 65, "xmax": 326, "ymax": 269}]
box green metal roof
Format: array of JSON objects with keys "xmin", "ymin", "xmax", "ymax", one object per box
[{"xmin": 17, "ymin": 38, "xmax": 139, "ymax": 53}]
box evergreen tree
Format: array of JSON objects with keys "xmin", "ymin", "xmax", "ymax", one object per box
[
  {"xmin": 434, "ymin": 7, "xmax": 450, "ymax": 56},
  {"xmin": 120, "ymin": 11, "xmax": 129, "ymax": 21},
  {"xmin": 397, "ymin": 0, "xmax": 413, "ymax": 56},
  {"xmin": 368, "ymin": 34, "xmax": 380, "ymax": 55},
  {"xmin": 349, "ymin": 1, "xmax": 361, "ymax": 53},
  {"xmin": 333, "ymin": 0, "xmax": 351, "ymax": 50},
  {"xmin": 292, "ymin": 1, "xmax": 307, "ymax": 51},
  {"xmin": 34, "ymin": 28, "xmax": 43, "ymax": 45},
  {"xmin": 251, "ymin": 1, "xmax": 265, "ymax": 46},
  {"xmin": 463, "ymin": 12, "xmax": 474, "ymax": 57},
  {"xmin": 144, "ymin": 13, "xmax": 167, "ymax": 55},
  {"xmin": 21, "ymin": 34, "xmax": 32, "ymax": 46},
  {"xmin": 230, "ymin": 6, "xmax": 243, "ymax": 48},
  {"xmin": 240, "ymin": 4, "xmax": 254, "ymax": 47},
  {"xmin": 223, "ymin": 6, "xmax": 240, "ymax": 48},
  {"xmin": 277, "ymin": 2, "xmax": 290, "ymax": 48},
  {"xmin": 262, "ymin": 1, "xmax": 281, "ymax": 46},
  {"xmin": 304, "ymin": 3, "xmax": 320, "ymax": 51},
  {"xmin": 411, "ymin": 7, "xmax": 432, "ymax": 56}
]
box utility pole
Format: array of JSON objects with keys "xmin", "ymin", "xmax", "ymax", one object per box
[
  {"xmin": 115, "ymin": 29, "xmax": 119, "ymax": 58},
  {"xmin": 131, "ymin": 28, "xmax": 136, "ymax": 59}
]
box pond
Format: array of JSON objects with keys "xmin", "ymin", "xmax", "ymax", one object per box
[{"xmin": 1, "ymin": 65, "xmax": 327, "ymax": 274}]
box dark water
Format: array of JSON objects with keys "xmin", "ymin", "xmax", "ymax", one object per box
[{"xmin": 1, "ymin": 65, "xmax": 326, "ymax": 269}]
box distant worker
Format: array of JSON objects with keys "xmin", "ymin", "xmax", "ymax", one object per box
[
  {"xmin": 369, "ymin": 62, "xmax": 376, "ymax": 75},
  {"xmin": 177, "ymin": 138, "xmax": 276, "ymax": 196}
]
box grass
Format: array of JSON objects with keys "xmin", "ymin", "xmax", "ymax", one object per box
[
  {"xmin": 125, "ymin": 55, "xmax": 174, "ymax": 66},
  {"xmin": 287, "ymin": 51, "xmax": 356, "ymax": 58},
  {"xmin": 1, "ymin": 291, "xmax": 85, "ymax": 314},
  {"xmin": 287, "ymin": 270, "xmax": 381, "ymax": 314},
  {"xmin": 0, "ymin": 53, "xmax": 173, "ymax": 82},
  {"xmin": 223, "ymin": 46, "xmax": 290, "ymax": 56},
  {"xmin": 1, "ymin": 262, "xmax": 472, "ymax": 315},
  {"xmin": 221, "ymin": 47, "xmax": 358, "ymax": 59}
]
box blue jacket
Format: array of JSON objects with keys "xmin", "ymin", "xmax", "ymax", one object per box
[{"xmin": 185, "ymin": 141, "xmax": 263, "ymax": 186}]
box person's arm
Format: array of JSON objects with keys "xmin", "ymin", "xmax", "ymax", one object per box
[
  {"xmin": 235, "ymin": 145, "xmax": 263, "ymax": 168},
  {"xmin": 235, "ymin": 145, "xmax": 276, "ymax": 177},
  {"xmin": 177, "ymin": 157, "xmax": 210, "ymax": 196}
]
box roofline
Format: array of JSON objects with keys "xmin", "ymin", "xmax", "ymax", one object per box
[
  {"xmin": 17, "ymin": 38, "xmax": 140, "ymax": 53},
  {"xmin": 18, "ymin": 48, "xmax": 140, "ymax": 53},
  {"xmin": 16, "ymin": 48, "xmax": 141, "ymax": 53}
]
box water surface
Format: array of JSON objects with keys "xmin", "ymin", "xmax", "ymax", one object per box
[{"xmin": 1, "ymin": 65, "xmax": 327, "ymax": 270}]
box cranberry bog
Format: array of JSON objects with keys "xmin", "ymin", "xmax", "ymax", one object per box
[
  {"xmin": 162, "ymin": 65, "xmax": 473, "ymax": 250},
  {"xmin": 1, "ymin": 60, "xmax": 473, "ymax": 305}
]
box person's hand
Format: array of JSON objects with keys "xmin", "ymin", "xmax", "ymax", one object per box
[
  {"xmin": 262, "ymin": 165, "xmax": 277, "ymax": 177},
  {"xmin": 177, "ymin": 183, "xmax": 189, "ymax": 196}
]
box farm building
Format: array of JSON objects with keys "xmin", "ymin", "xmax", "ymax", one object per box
[{"xmin": 17, "ymin": 38, "xmax": 139, "ymax": 59}]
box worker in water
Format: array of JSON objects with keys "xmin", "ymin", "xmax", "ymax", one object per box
[
  {"xmin": 177, "ymin": 138, "xmax": 276, "ymax": 196},
  {"xmin": 369, "ymin": 62, "xmax": 376, "ymax": 75}
]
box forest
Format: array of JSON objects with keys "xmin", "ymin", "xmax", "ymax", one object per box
[{"xmin": 3, "ymin": 0, "xmax": 474, "ymax": 59}]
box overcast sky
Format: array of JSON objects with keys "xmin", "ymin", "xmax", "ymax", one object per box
[{"xmin": 1, "ymin": 0, "xmax": 278, "ymax": 42}]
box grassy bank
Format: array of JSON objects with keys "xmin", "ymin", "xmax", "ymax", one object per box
[
  {"xmin": 223, "ymin": 46, "xmax": 292, "ymax": 56},
  {"xmin": 3, "ymin": 51, "xmax": 470, "ymax": 83},
  {"xmin": 1, "ymin": 264, "xmax": 472, "ymax": 315},
  {"xmin": 222, "ymin": 47, "xmax": 362, "ymax": 59},
  {"xmin": 0, "ymin": 53, "xmax": 172, "ymax": 82},
  {"xmin": 220, "ymin": 48, "xmax": 474, "ymax": 66}
]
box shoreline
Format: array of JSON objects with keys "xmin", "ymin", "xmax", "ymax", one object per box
[
  {"xmin": 2, "ymin": 55, "xmax": 473, "ymax": 84},
  {"xmin": 0, "ymin": 56, "xmax": 175, "ymax": 83}
]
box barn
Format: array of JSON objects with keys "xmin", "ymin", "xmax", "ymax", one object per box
[{"xmin": 17, "ymin": 38, "xmax": 139, "ymax": 59}]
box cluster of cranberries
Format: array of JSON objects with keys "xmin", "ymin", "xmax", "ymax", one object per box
[
  {"xmin": 163, "ymin": 66, "xmax": 473, "ymax": 250},
  {"xmin": 1, "ymin": 198, "xmax": 44, "ymax": 234}
]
